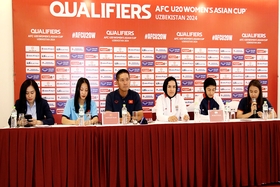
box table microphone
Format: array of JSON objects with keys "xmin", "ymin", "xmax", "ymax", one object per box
[{"xmin": 252, "ymin": 98, "xmax": 257, "ymax": 117}]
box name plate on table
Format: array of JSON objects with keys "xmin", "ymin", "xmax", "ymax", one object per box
[
  {"xmin": 208, "ymin": 110, "xmax": 224, "ymax": 122},
  {"xmin": 102, "ymin": 112, "xmax": 120, "ymax": 125}
]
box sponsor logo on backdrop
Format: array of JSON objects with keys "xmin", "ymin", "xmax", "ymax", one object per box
[
  {"xmin": 232, "ymin": 55, "xmax": 244, "ymax": 60},
  {"xmin": 168, "ymin": 54, "xmax": 180, "ymax": 60},
  {"xmin": 208, "ymin": 55, "xmax": 219, "ymax": 60},
  {"xmin": 181, "ymin": 48, "xmax": 194, "ymax": 53},
  {"xmin": 71, "ymin": 47, "xmax": 84, "ymax": 52},
  {"xmin": 155, "ymin": 61, "xmax": 167, "ymax": 66},
  {"xmin": 142, "ymin": 100, "xmax": 154, "ymax": 106},
  {"xmin": 114, "ymin": 54, "xmax": 126, "ymax": 59},
  {"xmin": 155, "ymin": 48, "xmax": 168, "ymax": 53},
  {"xmin": 142, "ymin": 47, "xmax": 154, "ymax": 53},
  {"xmin": 128, "ymin": 47, "xmax": 140, "ymax": 53},
  {"xmin": 56, "ymin": 67, "xmax": 70, "ymax": 73},
  {"xmin": 128, "ymin": 67, "xmax": 141, "ymax": 73},
  {"xmin": 220, "ymin": 87, "xmax": 231, "ymax": 92},
  {"xmin": 232, "ymin": 80, "xmax": 244, "ymax": 85},
  {"xmin": 42, "ymin": 95, "xmax": 55, "ymax": 100},
  {"xmin": 41, "ymin": 74, "xmax": 55, "ymax": 80},
  {"xmin": 194, "ymin": 74, "xmax": 207, "ymax": 79},
  {"xmin": 56, "ymin": 46, "xmax": 69, "ymax": 52},
  {"xmin": 142, "ymin": 61, "xmax": 154, "ymax": 66},
  {"xmin": 220, "ymin": 55, "xmax": 232, "ymax": 60},
  {"xmin": 56, "ymin": 101, "xmax": 66, "ymax": 108},
  {"xmin": 57, "ymin": 95, "xmax": 71, "ymax": 100},
  {"xmin": 182, "ymin": 61, "xmax": 194, "ymax": 66},
  {"xmin": 220, "ymin": 74, "xmax": 231, "ymax": 79},
  {"xmin": 141, "ymin": 68, "xmax": 154, "ymax": 73},
  {"xmin": 56, "ymin": 81, "xmax": 70, "ymax": 87},
  {"xmin": 41, "ymin": 46, "xmax": 55, "ymax": 52},
  {"xmin": 71, "ymin": 53, "xmax": 84, "ymax": 59},
  {"xmin": 99, "ymin": 47, "xmax": 112, "ymax": 52},
  {"xmin": 128, "ymin": 61, "xmax": 141, "ymax": 66},
  {"xmin": 142, "ymin": 94, "xmax": 155, "ymax": 99},
  {"xmin": 85, "ymin": 47, "xmax": 98, "ymax": 53},
  {"xmin": 41, "ymin": 67, "xmax": 55, "ymax": 73},
  {"xmin": 41, "ymin": 81, "xmax": 55, "ymax": 87},
  {"xmin": 207, "ymin": 48, "xmax": 219, "ymax": 53},
  {"xmin": 100, "ymin": 81, "xmax": 113, "ymax": 87},
  {"xmin": 128, "ymin": 54, "xmax": 140, "ymax": 59},
  {"xmin": 25, "ymin": 46, "xmax": 40, "ymax": 52},
  {"xmin": 195, "ymin": 55, "xmax": 206, "ymax": 60},
  {"xmin": 207, "ymin": 67, "xmax": 219, "ymax": 73},
  {"xmin": 232, "ymin": 93, "xmax": 244, "ymax": 98},
  {"xmin": 181, "ymin": 80, "xmax": 194, "ymax": 86},
  {"xmin": 168, "ymin": 48, "xmax": 181, "ymax": 53},
  {"xmin": 142, "ymin": 54, "xmax": 154, "ymax": 59},
  {"xmin": 220, "ymin": 93, "xmax": 231, "ymax": 98},
  {"xmin": 195, "ymin": 61, "xmax": 206, "ymax": 66},
  {"xmin": 42, "ymin": 88, "xmax": 56, "ymax": 94},
  {"xmin": 220, "ymin": 61, "xmax": 231, "ymax": 66},
  {"xmin": 220, "ymin": 48, "xmax": 232, "ymax": 53},
  {"xmin": 145, "ymin": 33, "xmax": 167, "ymax": 40},
  {"xmin": 208, "ymin": 61, "xmax": 219, "ymax": 66},
  {"xmin": 26, "ymin": 67, "xmax": 40, "ymax": 73},
  {"xmin": 257, "ymin": 55, "xmax": 268, "ymax": 60},
  {"xmin": 181, "ymin": 54, "xmax": 193, "ymax": 60},
  {"xmin": 56, "ymin": 53, "xmax": 70, "ymax": 59},
  {"xmin": 233, "ymin": 48, "xmax": 244, "ymax": 54},
  {"xmin": 212, "ymin": 35, "xmax": 233, "ymax": 41},
  {"xmin": 25, "ymin": 60, "xmax": 40, "ymax": 66},
  {"xmin": 56, "ymin": 88, "xmax": 70, "ymax": 94},
  {"xmin": 257, "ymin": 49, "xmax": 268, "ymax": 54},
  {"xmin": 26, "ymin": 53, "xmax": 40, "ymax": 59}
]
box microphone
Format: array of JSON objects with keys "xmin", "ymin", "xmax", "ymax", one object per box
[{"xmin": 252, "ymin": 98, "xmax": 257, "ymax": 117}]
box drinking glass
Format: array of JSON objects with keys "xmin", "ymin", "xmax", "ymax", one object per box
[
  {"xmin": 85, "ymin": 112, "xmax": 91, "ymax": 125},
  {"xmin": 230, "ymin": 109, "xmax": 236, "ymax": 119},
  {"xmin": 132, "ymin": 111, "xmax": 138, "ymax": 125},
  {"xmin": 18, "ymin": 113, "xmax": 26, "ymax": 127}
]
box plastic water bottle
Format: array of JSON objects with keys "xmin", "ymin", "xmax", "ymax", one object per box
[
  {"xmin": 224, "ymin": 102, "xmax": 230, "ymax": 121},
  {"xmin": 78, "ymin": 105, "xmax": 84, "ymax": 126},
  {"xmin": 10, "ymin": 106, "xmax": 17, "ymax": 128},
  {"xmin": 194, "ymin": 103, "xmax": 201, "ymax": 122},
  {"xmin": 122, "ymin": 104, "xmax": 128, "ymax": 125},
  {"xmin": 262, "ymin": 101, "xmax": 268, "ymax": 120}
]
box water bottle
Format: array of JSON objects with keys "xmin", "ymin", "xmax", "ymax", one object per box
[
  {"xmin": 194, "ymin": 103, "xmax": 201, "ymax": 122},
  {"xmin": 10, "ymin": 106, "xmax": 17, "ymax": 128},
  {"xmin": 78, "ymin": 105, "xmax": 84, "ymax": 126},
  {"xmin": 122, "ymin": 104, "xmax": 128, "ymax": 125},
  {"xmin": 224, "ymin": 102, "xmax": 230, "ymax": 122},
  {"xmin": 262, "ymin": 101, "xmax": 268, "ymax": 120}
]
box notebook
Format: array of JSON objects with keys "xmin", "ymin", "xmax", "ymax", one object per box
[
  {"xmin": 102, "ymin": 112, "xmax": 120, "ymax": 125},
  {"xmin": 208, "ymin": 110, "xmax": 224, "ymax": 122}
]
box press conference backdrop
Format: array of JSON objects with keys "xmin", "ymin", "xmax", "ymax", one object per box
[{"xmin": 12, "ymin": 0, "xmax": 278, "ymax": 123}]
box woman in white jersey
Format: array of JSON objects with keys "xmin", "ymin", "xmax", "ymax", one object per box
[{"xmin": 155, "ymin": 76, "xmax": 189, "ymax": 122}]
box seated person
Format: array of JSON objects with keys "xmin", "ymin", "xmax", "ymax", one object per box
[
  {"xmin": 105, "ymin": 69, "xmax": 143, "ymax": 123},
  {"xmin": 237, "ymin": 79, "xmax": 277, "ymax": 119},
  {"xmin": 8, "ymin": 79, "xmax": 54, "ymax": 126},
  {"xmin": 62, "ymin": 77, "xmax": 98, "ymax": 125},
  {"xmin": 194, "ymin": 77, "xmax": 224, "ymax": 115},
  {"xmin": 155, "ymin": 76, "xmax": 189, "ymax": 122}
]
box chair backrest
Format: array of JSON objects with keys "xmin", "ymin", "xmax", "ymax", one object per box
[{"xmin": 227, "ymin": 101, "xmax": 239, "ymax": 112}]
